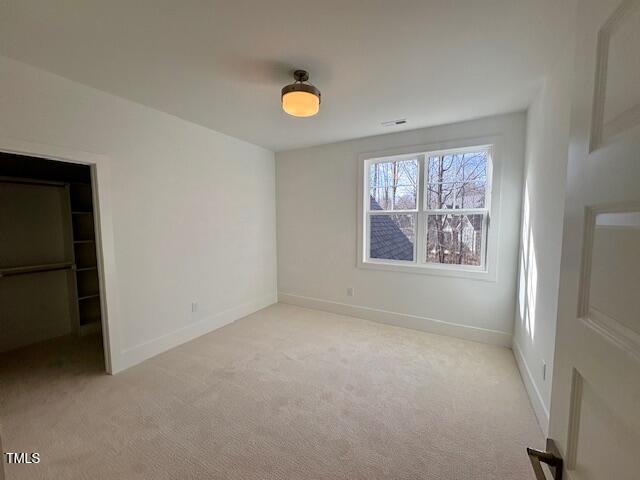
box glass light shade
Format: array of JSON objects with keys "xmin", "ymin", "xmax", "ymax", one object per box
[{"xmin": 282, "ymin": 90, "xmax": 320, "ymax": 117}]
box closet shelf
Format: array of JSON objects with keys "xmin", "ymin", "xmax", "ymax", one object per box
[
  {"xmin": 73, "ymin": 239, "xmax": 95, "ymax": 244},
  {"xmin": 76, "ymin": 266, "xmax": 97, "ymax": 272},
  {"xmin": 78, "ymin": 294, "xmax": 100, "ymax": 301},
  {"xmin": 0, "ymin": 262, "xmax": 74, "ymax": 278}
]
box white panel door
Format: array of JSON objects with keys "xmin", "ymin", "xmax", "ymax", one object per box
[{"xmin": 548, "ymin": 0, "xmax": 640, "ymax": 479}]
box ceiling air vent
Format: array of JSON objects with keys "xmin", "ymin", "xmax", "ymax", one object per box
[{"xmin": 381, "ymin": 119, "xmax": 407, "ymax": 127}]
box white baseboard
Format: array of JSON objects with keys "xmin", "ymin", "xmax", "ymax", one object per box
[
  {"xmin": 513, "ymin": 339, "xmax": 550, "ymax": 435},
  {"xmin": 278, "ymin": 292, "xmax": 512, "ymax": 347},
  {"xmin": 113, "ymin": 293, "xmax": 277, "ymax": 373}
]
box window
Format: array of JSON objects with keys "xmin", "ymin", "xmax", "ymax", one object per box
[
  {"xmin": 368, "ymin": 156, "xmax": 418, "ymax": 262},
  {"xmin": 364, "ymin": 146, "xmax": 492, "ymax": 271}
]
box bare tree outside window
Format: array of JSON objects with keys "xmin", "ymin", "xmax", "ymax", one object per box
[
  {"xmin": 369, "ymin": 159, "xmax": 418, "ymax": 210},
  {"xmin": 368, "ymin": 158, "xmax": 418, "ymax": 261},
  {"xmin": 425, "ymin": 151, "xmax": 488, "ymax": 266}
]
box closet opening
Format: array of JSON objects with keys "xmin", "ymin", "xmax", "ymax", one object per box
[{"xmin": 0, "ymin": 151, "xmax": 107, "ymax": 373}]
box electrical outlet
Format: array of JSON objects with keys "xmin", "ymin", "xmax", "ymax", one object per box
[
  {"xmin": 542, "ymin": 362, "xmax": 547, "ymax": 381},
  {"xmin": 191, "ymin": 302, "xmax": 199, "ymax": 313},
  {"xmin": 347, "ymin": 287, "xmax": 354, "ymax": 297}
]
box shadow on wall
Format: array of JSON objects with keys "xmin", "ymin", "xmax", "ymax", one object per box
[{"xmin": 518, "ymin": 184, "xmax": 539, "ymax": 341}]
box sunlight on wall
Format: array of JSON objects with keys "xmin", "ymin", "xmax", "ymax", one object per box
[{"xmin": 518, "ymin": 185, "xmax": 539, "ymax": 340}]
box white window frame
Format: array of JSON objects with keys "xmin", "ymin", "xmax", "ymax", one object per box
[
  {"xmin": 357, "ymin": 137, "xmax": 501, "ymax": 281},
  {"xmin": 365, "ymin": 152, "xmax": 421, "ymax": 265}
]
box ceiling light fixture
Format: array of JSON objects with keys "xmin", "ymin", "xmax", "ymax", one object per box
[{"xmin": 281, "ymin": 70, "xmax": 321, "ymax": 117}]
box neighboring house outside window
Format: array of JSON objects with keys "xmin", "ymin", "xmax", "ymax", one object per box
[{"xmin": 363, "ymin": 146, "xmax": 492, "ymax": 272}]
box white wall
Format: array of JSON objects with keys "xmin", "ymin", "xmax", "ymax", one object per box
[
  {"xmin": 0, "ymin": 56, "xmax": 277, "ymax": 371},
  {"xmin": 512, "ymin": 41, "xmax": 576, "ymax": 433},
  {"xmin": 276, "ymin": 113, "xmax": 526, "ymax": 346}
]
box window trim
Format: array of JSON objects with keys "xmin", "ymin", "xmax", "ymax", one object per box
[{"xmin": 357, "ymin": 136, "xmax": 502, "ymax": 282}]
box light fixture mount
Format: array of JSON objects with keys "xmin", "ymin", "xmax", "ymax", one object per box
[
  {"xmin": 281, "ymin": 69, "xmax": 321, "ymax": 117},
  {"xmin": 293, "ymin": 69, "xmax": 309, "ymax": 82}
]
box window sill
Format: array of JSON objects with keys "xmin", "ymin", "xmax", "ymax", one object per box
[{"xmin": 359, "ymin": 259, "xmax": 497, "ymax": 282}]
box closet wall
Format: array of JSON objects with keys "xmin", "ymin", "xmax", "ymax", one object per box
[
  {"xmin": 0, "ymin": 181, "xmax": 74, "ymax": 351},
  {"xmin": 0, "ymin": 153, "xmax": 102, "ymax": 352}
]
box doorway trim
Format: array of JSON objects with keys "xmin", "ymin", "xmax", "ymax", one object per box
[{"xmin": 0, "ymin": 136, "xmax": 122, "ymax": 374}]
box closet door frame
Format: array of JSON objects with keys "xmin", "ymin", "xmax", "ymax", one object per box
[{"xmin": 0, "ymin": 137, "xmax": 121, "ymax": 374}]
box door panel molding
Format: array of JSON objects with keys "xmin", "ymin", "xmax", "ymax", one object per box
[
  {"xmin": 590, "ymin": 0, "xmax": 640, "ymax": 151},
  {"xmin": 578, "ymin": 203, "xmax": 640, "ymax": 360},
  {"xmin": 582, "ymin": 309, "xmax": 640, "ymax": 362}
]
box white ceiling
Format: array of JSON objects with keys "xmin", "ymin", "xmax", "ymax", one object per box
[{"xmin": 0, "ymin": 1, "xmax": 574, "ymax": 151}]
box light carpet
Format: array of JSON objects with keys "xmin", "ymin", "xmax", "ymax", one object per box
[{"xmin": 0, "ymin": 303, "xmax": 542, "ymax": 479}]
